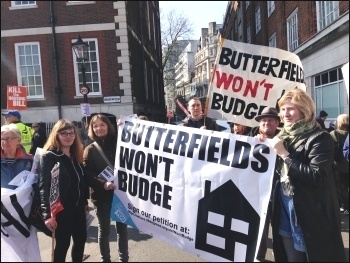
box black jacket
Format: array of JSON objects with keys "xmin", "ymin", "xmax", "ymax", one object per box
[
  {"xmin": 39, "ymin": 149, "xmax": 89, "ymax": 220},
  {"xmin": 271, "ymin": 128, "xmax": 346, "ymax": 262},
  {"xmin": 83, "ymin": 134, "xmax": 117, "ymax": 204},
  {"xmin": 182, "ymin": 116, "xmax": 219, "ymax": 131}
]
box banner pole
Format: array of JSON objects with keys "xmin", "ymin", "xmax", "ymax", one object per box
[{"xmin": 51, "ymin": 228, "xmax": 55, "ymax": 262}]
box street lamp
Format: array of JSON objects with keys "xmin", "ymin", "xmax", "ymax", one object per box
[{"xmin": 72, "ymin": 35, "xmax": 89, "ymax": 103}]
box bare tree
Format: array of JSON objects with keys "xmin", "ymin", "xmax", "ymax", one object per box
[
  {"xmin": 161, "ymin": 7, "xmax": 194, "ymax": 117},
  {"xmin": 161, "ymin": 8, "xmax": 194, "ymax": 70}
]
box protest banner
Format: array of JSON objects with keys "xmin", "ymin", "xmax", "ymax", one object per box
[
  {"xmin": 111, "ymin": 116, "xmax": 276, "ymax": 262},
  {"xmin": 1, "ymin": 171, "xmax": 42, "ymax": 262},
  {"xmin": 7, "ymin": 85, "xmax": 27, "ymax": 110},
  {"xmin": 49, "ymin": 163, "xmax": 63, "ymax": 219},
  {"xmin": 206, "ymin": 39, "xmax": 306, "ymax": 127}
]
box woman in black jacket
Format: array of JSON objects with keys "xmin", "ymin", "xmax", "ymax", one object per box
[
  {"xmin": 83, "ymin": 114, "xmax": 129, "ymax": 262},
  {"xmin": 39, "ymin": 119, "xmax": 89, "ymax": 262},
  {"xmin": 257, "ymin": 89, "xmax": 346, "ymax": 262}
]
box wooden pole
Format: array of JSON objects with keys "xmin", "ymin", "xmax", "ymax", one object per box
[{"xmin": 51, "ymin": 228, "xmax": 55, "ymax": 262}]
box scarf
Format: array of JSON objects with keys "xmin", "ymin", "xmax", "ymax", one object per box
[{"xmin": 276, "ymin": 119, "xmax": 318, "ymax": 195}]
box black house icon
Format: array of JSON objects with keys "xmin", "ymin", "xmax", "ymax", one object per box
[{"xmin": 195, "ymin": 180, "xmax": 260, "ymax": 262}]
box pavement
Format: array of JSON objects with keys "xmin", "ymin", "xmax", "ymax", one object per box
[{"xmin": 38, "ymin": 205, "xmax": 349, "ymax": 262}]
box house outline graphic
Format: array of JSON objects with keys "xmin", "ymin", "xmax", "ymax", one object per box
[{"xmin": 195, "ymin": 180, "xmax": 260, "ymax": 262}]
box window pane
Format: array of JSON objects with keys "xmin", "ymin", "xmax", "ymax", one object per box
[
  {"xmin": 33, "ymin": 55, "xmax": 39, "ymax": 64},
  {"xmin": 321, "ymin": 72, "xmax": 328, "ymax": 84},
  {"xmin": 90, "ymin": 52, "xmax": 96, "ymax": 61},
  {"xmin": 26, "ymin": 56, "xmax": 33, "ymax": 65},
  {"xmin": 315, "ymin": 75, "xmax": 320, "ymax": 86},
  {"xmin": 322, "ymin": 83, "xmax": 339, "ymax": 117},
  {"xmin": 35, "ymin": 76, "xmax": 41, "ymax": 85},
  {"xmin": 329, "ymin": 69, "xmax": 337, "ymax": 82},
  {"xmin": 19, "ymin": 56, "xmax": 26, "ymax": 65}
]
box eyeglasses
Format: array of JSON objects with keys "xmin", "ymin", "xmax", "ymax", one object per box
[
  {"xmin": 59, "ymin": 131, "xmax": 76, "ymax": 137},
  {"xmin": 1, "ymin": 137, "xmax": 18, "ymax": 142}
]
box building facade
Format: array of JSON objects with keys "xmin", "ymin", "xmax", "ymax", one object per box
[
  {"xmin": 174, "ymin": 40, "xmax": 199, "ymax": 100},
  {"xmin": 1, "ymin": 1, "xmax": 165, "ymax": 125},
  {"xmin": 194, "ymin": 22, "xmax": 223, "ymax": 103},
  {"xmin": 221, "ymin": 1, "xmax": 349, "ymax": 125}
]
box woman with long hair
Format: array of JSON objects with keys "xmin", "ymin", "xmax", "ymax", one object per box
[
  {"xmin": 39, "ymin": 119, "xmax": 89, "ymax": 262},
  {"xmin": 83, "ymin": 114, "xmax": 129, "ymax": 262},
  {"xmin": 258, "ymin": 88, "xmax": 346, "ymax": 262}
]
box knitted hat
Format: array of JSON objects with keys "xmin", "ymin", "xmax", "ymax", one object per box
[{"xmin": 319, "ymin": 110, "xmax": 328, "ymax": 117}]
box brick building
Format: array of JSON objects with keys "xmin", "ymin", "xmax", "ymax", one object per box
[
  {"xmin": 1, "ymin": 1, "xmax": 165, "ymax": 125},
  {"xmin": 221, "ymin": 1, "xmax": 349, "ymax": 124}
]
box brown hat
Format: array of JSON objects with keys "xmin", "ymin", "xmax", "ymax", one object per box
[{"xmin": 255, "ymin": 107, "xmax": 280, "ymax": 122}]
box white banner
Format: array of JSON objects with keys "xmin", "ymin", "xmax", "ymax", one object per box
[
  {"xmin": 207, "ymin": 39, "xmax": 306, "ymax": 127},
  {"xmin": 111, "ymin": 116, "xmax": 276, "ymax": 262},
  {"xmin": 1, "ymin": 171, "xmax": 41, "ymax": 262}
]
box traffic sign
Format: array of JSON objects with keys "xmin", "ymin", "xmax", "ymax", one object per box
[{"xmin": 80, "ymin": 86, "xmax": 89, "ymax": 95}]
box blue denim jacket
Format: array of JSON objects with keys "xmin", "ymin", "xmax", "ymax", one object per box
[{"xmin": 1, "ymin": 146, "xmax": 33, "ymax": 189}]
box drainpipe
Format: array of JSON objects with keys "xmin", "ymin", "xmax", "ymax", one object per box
[{"xmin": 50, "ymin": 1, "xmax": 62, "ymax": 119}]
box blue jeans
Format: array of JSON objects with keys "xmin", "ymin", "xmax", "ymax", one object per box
[
  {"xmin": 278, "ymin": 187, "xmax": 306, "ymax": 252},
  {"xmin": 95, "ymin": 201, "xmax": 129, "ymax": 262}
]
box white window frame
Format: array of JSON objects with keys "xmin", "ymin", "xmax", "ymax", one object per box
[
  {"xmin": 314, "ymin": 67, "xmax": 345, "ymax": 117},
  {"xmin": 316, "ymin": 1, "xmax": 339, "ymax": 31},
  {"xmin": 10, "ymin": 1, "xmax": 37, "ymax": 9},
  {"xmin": 267, "ymin": 1, "xmax": 275, "ymax": 17},
  {"xmin": 246, "ymin": 23, "xmax": 251, "ymax": 44},
  {"xmin": 15, "ymin": 42, "xmax": 44, "ymax": 99},
  {"xmin": 11, "ymin": 1, "xmax": 36, "ymax": 6},
  {"xmin": 286, "ymin": 9, "xmax": 299, "ymax": 51},
  {"xmin": 255, "ymin": 4, "xmax": 261, "ymax": 34},
  {"xmin": 72, "ymin": 38, "xmax": 102, "ymax": 97},
  {"xmin": 66, "ymin": 1, "xmax": 96, "ymax": 6},
  {"xmin": 269, "ymin": 33, "xmax": 276, "ymax": 47}
]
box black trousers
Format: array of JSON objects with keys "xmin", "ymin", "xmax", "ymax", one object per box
[{"xmin": 54, "ymin": 204, "xmax": 87, "ymax": 262}]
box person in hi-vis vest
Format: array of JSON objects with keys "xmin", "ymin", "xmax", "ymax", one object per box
[{"xmin": 2, "ymin": 110, "xmax": 34, "ymax": 153}]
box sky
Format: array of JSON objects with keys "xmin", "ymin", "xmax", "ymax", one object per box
[{"xmin": 159, "ymin": 1, "xmax": 229, "ymax": 39}]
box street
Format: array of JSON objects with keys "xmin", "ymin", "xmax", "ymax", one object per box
[{"xmin": 38, "ymin": 206, "xmax": 349, "ymax": 262}]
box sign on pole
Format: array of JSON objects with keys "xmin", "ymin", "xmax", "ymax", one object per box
[
  {"xmin": 7, "ymin": 85, "xmax": 27, "ymax": 110},
  {"xmin": 80, "ymin": 103, "xmax": 91, "ymax": 116}
]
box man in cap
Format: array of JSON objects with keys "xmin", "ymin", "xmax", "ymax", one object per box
[
  {"xmin": 2, "ymin": 110, "xmax": 34, "ymax": 153},
  {"xmin": 248, "ymin": 107, "xmax": 280, "ymax": 261},
  {"xmin": 316, "ymin": 110, "xmax": 328, "ymax": 130}
]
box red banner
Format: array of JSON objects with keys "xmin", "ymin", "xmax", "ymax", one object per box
[{"xmin": 7, "ymin": 85, "xmax": 27, "ymax": 110}]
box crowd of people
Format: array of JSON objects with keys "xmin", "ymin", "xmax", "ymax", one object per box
[{"xmin": 1, "ymin": 90, "xmax": 349, "ymax": 262}]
